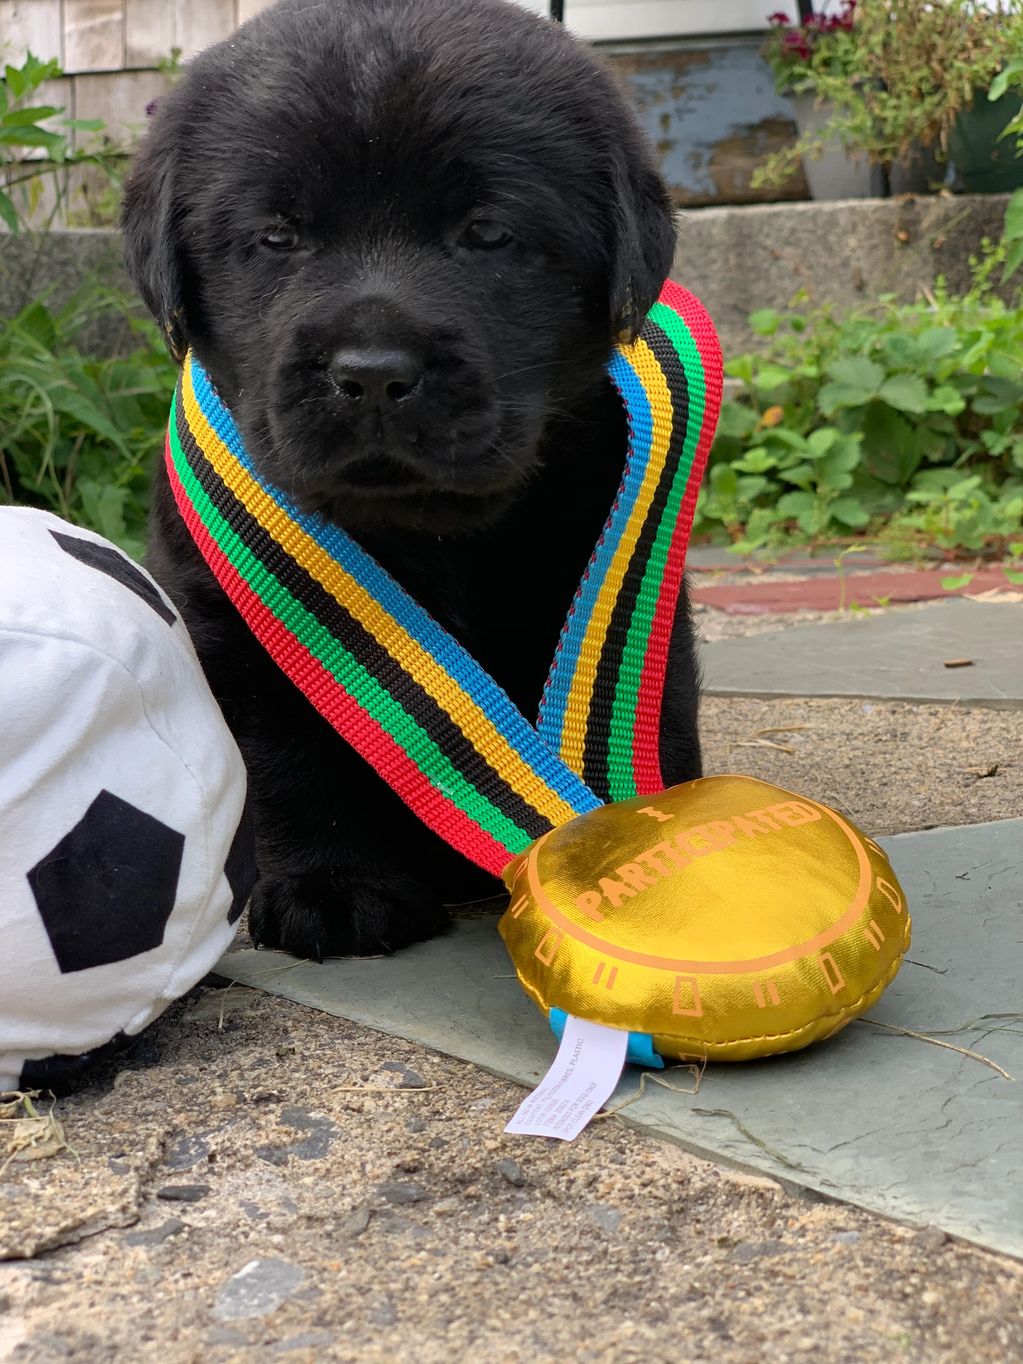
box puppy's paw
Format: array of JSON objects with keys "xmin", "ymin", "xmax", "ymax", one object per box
[{"xmin": 247, "ymin": 867, "xmax": 449, "ymax": 961}]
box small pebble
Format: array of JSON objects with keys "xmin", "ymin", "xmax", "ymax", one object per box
[
  {"xmin": 213, "ymin": 1258, "xmax": 306, "ymax": 1322},
  {"xmin": 380, "ymin": 1061, "xmax": 428, "ymax": 1089},
  {"xmin": 272, "ymin": 1332, "xmax": 335, "ymax": 1355},
  {"xmin": 495, "ymin": 1158, "xmax": 527, "ymax": 1188},
  {"xmin": 156, "ymin": 1184, "xmax": 210, "ymax": 1203},
  {"xmin": 585, "ymin": 1204, "xmax": 621, "ymax": 1234},
  {"xmin": 376, "ymin": 1181, "xmax": 430, "ymax": 1205},
  {"xmin": 124, "ymin": 1219, "xmax": 186, "ymax": 1246},
  {"xmin": 207, "ymin": 1327, "xmax": 249, "ymax": 1348},
  {"xmin": 913, "ymin": 1226, "xmax": 948, "ymax": 1252},
  {"xmin": 367, "ymin": 1296, "xmax": 397, "ymax": 1327},
  {"xmin": 730, "ymin": 1240, "xmax": 790, "ymax": 1264},
  {"xmin": 337, "ymin": 1207, "xmax": 371, "ymax": 1238},
  {"xmin": 162, "ymin": 1133, "xmax": 210, "ymax": 1171}
]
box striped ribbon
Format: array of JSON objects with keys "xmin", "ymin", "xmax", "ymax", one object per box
[{"xmin": 166, "ymin": 280, "xmax": 722, "ymax": 877}]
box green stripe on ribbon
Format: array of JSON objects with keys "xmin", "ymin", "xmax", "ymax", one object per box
[
  {"xmin": 168, "ymin": 403, "xmax": 535, "ymax": 855},
  {"xmin": 606, "ymin": 303, "xmax": 708, "ymax": 800}
]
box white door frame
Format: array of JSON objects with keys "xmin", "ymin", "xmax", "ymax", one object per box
[{"xmin": 512, "ymin": 0, "xmax": 799, "ymax": 39}]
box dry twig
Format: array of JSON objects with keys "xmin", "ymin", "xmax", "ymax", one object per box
[
  {"xmin": 596, "ymin": 1060, "xmax": 705, "ymax": 1120},
  {"xmin": 855, "ymin": 1019, "xmax": 1013, "ymax": 1080}
]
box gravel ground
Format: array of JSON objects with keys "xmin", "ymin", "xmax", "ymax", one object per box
[
  {"xmin": 700, "ymin": 695, "xmax": 1022, "ymax": 836},
  {"xmin": 3, "ymin": 990, "xmax": 1022, "ymax": 1364},
  {"xmin": 2, "ymin": 599, "xmax": 1021, "ymax": 1363}
]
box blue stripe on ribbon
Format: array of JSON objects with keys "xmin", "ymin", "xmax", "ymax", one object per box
[
  {"xmin": 536, "ymin": 347, "xmax": 654, "ymax": 752},
  {"xmin": 189, "ymin": 359, "xmax": 602, "ymax": 817}
]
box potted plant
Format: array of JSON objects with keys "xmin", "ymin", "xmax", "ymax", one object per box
[
  {"xmin": 761, "ymin": 0, "xmax": 885, "ymax": 199},
  {"xmin": 757, "ymin": 0, "xmax": 1023, "ymax": 199},
  {"xmin": 950, "ymin": 52, "xmax": 1023, "ymax": 193}
]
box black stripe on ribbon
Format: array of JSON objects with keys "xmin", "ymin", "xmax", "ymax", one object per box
[
  {"xmin": 581, "ymin": 319, "xmax": 690, "ymax": 799},
  {"xmin": 175, "ymin": 396, "xmax": 553, "ymax": 847}
]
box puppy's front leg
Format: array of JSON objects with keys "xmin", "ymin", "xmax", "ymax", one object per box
[
  {"xmin": 240, "ymin": 707, "xmax": 451, "ymax": 960},
  {"xmin": 248, "ymin": 861, "xmax": 449, "ymax": 962}
]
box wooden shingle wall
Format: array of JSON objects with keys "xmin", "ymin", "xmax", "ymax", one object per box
[
  {"xmin": 1, "ymin": 0, "xmax": 272, "ymax": 71},
  {"xmin": 1, "ymin": 1, "xmax": 803, "ymax": 217},
  {"xmin": 0, "ymin": 0, "xmax": 277, "ymax": 221},
  {"xmin": 1, "ymin": 0, "xmax": 275, "ymax": 151}
]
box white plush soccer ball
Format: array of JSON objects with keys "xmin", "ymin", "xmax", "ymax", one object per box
[{"xmin": 0, "ymin": 507, "xmax": 254, "ymax": 1090}]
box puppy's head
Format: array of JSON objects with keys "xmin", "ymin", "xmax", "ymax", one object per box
[{"xmin": 124, "ymin": 0, "xmax": 675, "ymax": 534}]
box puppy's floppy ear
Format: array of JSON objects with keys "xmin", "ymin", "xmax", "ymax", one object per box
[
  {"xmin": 121, "ymin": 123, "xmax": 188, "ymax": 363},
  {"xmin": 608, "ymin": 147, "xmax": 677, "ymax": 343}
]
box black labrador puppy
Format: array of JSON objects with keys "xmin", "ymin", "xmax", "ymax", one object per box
[{"xmin": 123, "ymin": 0, "xmax": 702, "ymax": 960}]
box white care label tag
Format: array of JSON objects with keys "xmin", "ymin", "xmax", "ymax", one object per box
[{"xmin": 504, "ymin": 1015, "xmax": 629, "ymax": 1141}]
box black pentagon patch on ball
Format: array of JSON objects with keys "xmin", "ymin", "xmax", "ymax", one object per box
[
  {"xmin": 49, "ymin": 530, "xmax": 176, "ymax": 625},
  {"xmin": 225, "ymin": 793, "xmax": 258, "ymax": 925},
  {"xmin": 28, "ymin": 790, "xmax": 185, "ymax": 973}
]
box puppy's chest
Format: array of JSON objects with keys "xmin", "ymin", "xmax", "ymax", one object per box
[
  {"xmin": 383, "ymin": 537, "xmax": 578, "ymax": 715},
  {"xmin": 367, "ymin": 391, "xmax": 627, "ymax": 713}
]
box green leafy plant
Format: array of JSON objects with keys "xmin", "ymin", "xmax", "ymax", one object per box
[
  {"xmin": 0, "ymin": 289, "xmax": 176, "ymax": 558},
  {"xmin": 995, "ymin": 72, "xmax": 1023, "ymax": 278},
  {"xmin": 940, "ymin": 541, "xmax": 1023, "ymax": 592},
  {"xmin": 0, "ymin": 53, "xmax": 110, "ymax": 232},
  {"xmin": 1, "ymin": 52, "xmax": 175, "ymax": 556},
  {"xmin": 696, "ymin": 281, "xmax": 1023, "ymax": 556},
  {"xmin": 756, "ymin": 0, "xmax": 1023, "ymax": 188}
]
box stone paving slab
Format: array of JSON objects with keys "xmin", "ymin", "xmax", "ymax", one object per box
[
  {"xmin": 700, "ymin": 600, "xmax": 1023, "ymax": 706},
  {"xmin": 218, "ymin": 818, "xmax": 1023, "ymax": 1259},
  {"xmin": 691, "ymin": 567, "xmax": 1014, "ymax": 615}
]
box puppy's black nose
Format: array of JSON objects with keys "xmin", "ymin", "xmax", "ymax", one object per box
[{"xmin": 329, "ymin": 348, "xmax": 422, "ymax": 404}]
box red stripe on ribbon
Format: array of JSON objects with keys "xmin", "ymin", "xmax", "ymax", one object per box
[
  {"xmin": 165, "ymin": 439, "xmax": 513, "ymax": 877},
  {"xmin": 631, "ymin": 283, "xmax": 723, "ymax": 794}
]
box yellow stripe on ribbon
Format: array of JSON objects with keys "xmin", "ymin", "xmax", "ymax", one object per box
[
  {"xmin": 180, "ymin": 361, "xmax": 582, "ymax": 830},
  {"xmin": 556, "ymin": 336, "xmax": 675, "ymax": 774}
]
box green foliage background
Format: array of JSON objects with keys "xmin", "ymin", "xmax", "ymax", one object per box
[
  {"xmin": 1, "ymin": 54, "xmax": 174, "ymax": 558},
  {"xmin": 696, "ymin": 269, "xmax": 1023, "ymax": 557},
  {"xmin": 0, "ymin": 291, "xmax": 175, "ymax": 559},
  {"xmin": 1, "ymin": 54, "xmax": 1022, "ymax": 564}
]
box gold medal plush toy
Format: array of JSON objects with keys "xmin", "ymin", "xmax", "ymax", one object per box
[{"xmin": 500, "ymin": 775, "xmax": 910, "ymax": 1064}]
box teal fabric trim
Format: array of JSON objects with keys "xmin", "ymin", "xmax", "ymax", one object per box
[{"xmin": 548, "ymin": 1007, "xmax": 665, "ymax": 1070}]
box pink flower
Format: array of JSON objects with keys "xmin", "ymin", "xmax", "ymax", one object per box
[{"xmin": 782, "ymin": 29, "xmax": 812, "ymax": 58}]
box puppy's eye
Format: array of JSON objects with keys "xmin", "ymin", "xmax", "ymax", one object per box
[
  {"xmin": 461, "ymin": 219, "xmax": 512, "ymax": 250},
  {"xmin": 259, "ymin": 223, "xmax": 300, "ymax": 251}
]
